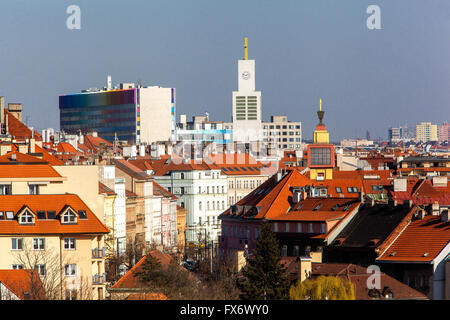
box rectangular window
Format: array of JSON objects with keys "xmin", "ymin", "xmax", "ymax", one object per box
[
  {"xmin": 308, "ymin": 223, "xmax": 314, "ymax": 233},
  {"xmin": 320, "ymin": 224, "xmax": 326, "ymax": 234},
  {"xmin": 64, "ymin": 264, "xmax": 77, "ymax": 276},
  {"xmin": 273, "ymin": 223, "xmax": 278, "ymax": 232},
  {"xmin": 34, "ymin": 264, "xmax": 46, "ymax": 276},
  {"xmin": 64, "ymin": 238, "xmax": 76, "ymax": 250},
  {"xmin": 296, "ymin": 223, "xmax": 302, "ymax": 233},
  {"xmin": 28, "ymin": 184, "xmax": 40, "ymax": 195},
  {"xmin": 11, "ymin": 238, "xmax": 23, "ymax": 250},
  {"xmin": 33, "ymin": 238, "xmax": 45, "ymax": 250},
  {"xmin": 0, "ymin": 184, "xmax": 12, "ymax": 195}
]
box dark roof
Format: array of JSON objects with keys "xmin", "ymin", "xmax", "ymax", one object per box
[{"xmin": 330, "ymin": 203, "xmax": 416, "ymax": 248}]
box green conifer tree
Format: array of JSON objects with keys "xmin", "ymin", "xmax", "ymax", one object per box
[{"xmin": 237, "ymin": 221, "xmax": 290, "ymax": 300}]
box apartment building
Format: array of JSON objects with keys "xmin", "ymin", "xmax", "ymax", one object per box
[
  {"xmin": 416, "ymin": 122, "xmax": 438, "ymax": 142},
  {"xmin": 0, "ymin": 194, "xmax": 109, "ymax": 300},
  {"xmin": 146, "ymin": 157, "xmax": 227, "ymax": 244},
  {"xmin": 207, "ymin": 153, "xmax": 271, "ymax": 207},
  {"xmin": 262, "ymin": 115, "xmax": 302, "ymax": 154},
  {"xmin": 114, "ymin": 159, "xmax": 178, "ymax": 251}
]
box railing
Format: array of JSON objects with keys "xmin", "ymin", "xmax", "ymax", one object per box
[
  {"xmin": 92, "ymin": 247, "xmax": 105, "ymax": 259},
  {"xmin": 92, "ymin": 273, "xmax": 106, "ymax": 285}
]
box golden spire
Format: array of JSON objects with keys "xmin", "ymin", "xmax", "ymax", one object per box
[
  {"xmin": 244, "ymin": 37, "xmax": 248, "ymax": 60},
  {"xmin": 317, "ymin": 98, "xmax": 325, "ymax": 125}
]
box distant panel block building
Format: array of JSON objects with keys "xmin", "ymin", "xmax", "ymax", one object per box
[
  {"xmin": 416, "ymin": 122, "xmax": 438, "ymax": 143},
  {"xmin": 438, "ymin": 122, "xmax": 450, "ymax": 143},
  {"xmin": 262, "ymin": 115, "xmax": 302, "ymax": 153},
  {"xmin": 59, "ymin": 78, "xmax": 175, "ymax": 145}
]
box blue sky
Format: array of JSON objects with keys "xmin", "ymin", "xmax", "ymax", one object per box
[{"xmin": 0, "ymin": 0, "xmax": 449, "ymax": 141}]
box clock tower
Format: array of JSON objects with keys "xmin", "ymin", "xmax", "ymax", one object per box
[{"xmin": 232, "ymin": 37, "xmax": 262, "ymax": 144}]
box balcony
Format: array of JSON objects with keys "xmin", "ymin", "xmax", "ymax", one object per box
[
  {"xmin": 92, "ymin": 247, "xmax": 105, "ymax": 259},
  {"xmin": 92, "ymin": 273, "xmax": 106, "ymax": 285}
]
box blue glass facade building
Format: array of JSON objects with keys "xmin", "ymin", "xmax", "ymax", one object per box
[{"xmin": 59, "ymin": 89, "xmax": 140, "ymax": 143}]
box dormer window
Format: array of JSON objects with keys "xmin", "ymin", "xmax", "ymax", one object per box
[
  {"xmin": 20, "ymin": 210, "xmax": 34, "ymax": 224},
  {"xmin": 62, "ymin": 210, "xmax": 77, "ymax": 224}
]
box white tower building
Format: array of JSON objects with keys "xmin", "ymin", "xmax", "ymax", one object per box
[{"xmin": 232, "ymin": 38, "xmax": 262, "ymax": 144}]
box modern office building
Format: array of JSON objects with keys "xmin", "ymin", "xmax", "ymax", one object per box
[
  {"xmin": 59, "ymin": 78, "xmax": 176, "ymax": 145},
  {"xmin": 232, "ymin": 38, "xmax": 262, "ymax": 144},
  {"xmin": 416, "ymin": 122, "xmax": 438, "ymax": 142}
]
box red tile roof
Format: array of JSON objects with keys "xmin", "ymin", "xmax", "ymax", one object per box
[
  {"xmin": 282, "ymin": 261, "xmax": 427, "ymax": 299},
  {"xmin": 0, "ymin": 194, "xmax": 109, "ymax": 235},
  {"xmin": 377, "ymin": 215, "xmax": 450, "ymax": 262},
  {"xmin": 0, "ymin": 151, "xmax": 48, "ymax": 164},
  {"xmin": 99, "ymin": 182, "xmax": 115, "ymax": 195},
  {"xmin": 153, "ymin": 181, "xmax": 177, "ymax": 200},
  {"xmin": 126, "ymin": 293, "xmax": 168, "ymax": 300},
  {"xmin": 111, "ymin": 250, "xmax": 174, "ymax": 289},
  {"xmin": 0, "ymin": 269, "xmax": 46, "ymax": 300},
  {"xmin": 34, "ymin": 145, "xmax": 65, "ymax": 165},
  {"xmin": 0, "ymin": 164, "xmax": 62, "ymax": 178},
  {"xmin": 114, "ymin": 159, "xmax": 152, "ymax": 180},
  {"xmin": 4, "ymin": 110, "xmax": 42, "ymax": 141}
]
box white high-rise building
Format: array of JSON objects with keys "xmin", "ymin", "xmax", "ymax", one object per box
[{"xmin": 232, "ymin": 38, "xmax": 262, "ymax": 144}]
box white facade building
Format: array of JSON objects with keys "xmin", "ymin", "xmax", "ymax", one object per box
[{"xmin": 153, "ymin": 166, "xmax": 227, "ymax": 244}]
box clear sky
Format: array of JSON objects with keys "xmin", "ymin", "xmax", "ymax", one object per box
[{"xmin": 0, "ymin": 0, "xmax": 449, "ymax": 141}]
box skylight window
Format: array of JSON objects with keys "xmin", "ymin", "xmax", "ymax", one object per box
[
  {"xmin": 313, "ymin": 204, "xmax": 323, "ymax": 211},
  {"xmin": 5, "ymin": 211, "xmax": 14, "ymax": 220},
  {"xmin": 248, "ymin": 167, "xmax": 254, "ymax": 171},
  {"xmin": 37, "ymin": 211, "xmax": 46, "ymax": 220},
  {"xmin": 240, "ymin": 167, "xmax": 247, "ymax": 171},
  {"xmin": 47, "ymin": 211, "xmax": 57, "ymax": 219},
  {"xmin": 343, "ymin": 204, "xmax": 351, "ymax": 211},
  {"xmin": 78, "ymin": 210, "xmax": 87, "ymax": 219},
  {"xmin": 331, "ymin": 205, "xmax": 339, "ymax": 211}
]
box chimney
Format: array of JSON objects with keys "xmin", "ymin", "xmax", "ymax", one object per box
[
  {"xmin": 29, "ymin": 138, "xmax": 35, "ymax": 154},
  {"xmin": 297, "ymin": 256, "xmax": 312, "ymax": 282},
  {"xmin": 7, "ymin": 103, "xmax": 22, "ymax": 122},
  {"xmin": 393, "ymin": 178, "xmax": 407, "ymax": 192},
  {"xmin": 432, "ymin": 202, "xmax": 440, "ymax": 216}
]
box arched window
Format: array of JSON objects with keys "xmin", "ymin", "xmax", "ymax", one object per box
[
  {"xmin": 207, "ymin": 201, "xmax": 210, "ymax": 210},
  {"xmin": 180, "ymin": 172, "xmax": 185, "ymax": 179},
  {"xmin": 199, "ymin": 201, "xmax": 202, "ymax": 210}
]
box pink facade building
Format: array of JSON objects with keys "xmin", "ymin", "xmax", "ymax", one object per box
[{"xmin": 438, "ymin": 123, "xmax": 450, "ymax": 143}]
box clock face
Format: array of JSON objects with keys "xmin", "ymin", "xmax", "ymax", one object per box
[{"xmin": 241, "ymin": 71, "xmax": 250, "ymax": 80}]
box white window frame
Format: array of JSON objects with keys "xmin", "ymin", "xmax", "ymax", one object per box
[
  {"xmin": 11, "ymin": 238, "xmax": 23, "ymax": 250},
  {"xmin": 20, "ymin": 210, "xmax": 34, "ymax": 224},
  {"xmin": 33, "ymin": 238, "xmax": 45, "ymax": 250},
  {"xmin": 62, "ymin": 210, "xmax": 77, "ymax": 224},
  {"xmin": 64, "ymin": 238, "xmax": 76, "ymax": 250},
  {"xmin": 64, "ymin": 264, "xmax": 77, "ymax": 276}
]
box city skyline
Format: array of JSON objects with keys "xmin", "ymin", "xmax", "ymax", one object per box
[{"xmin": 0, "ymin": 0, "xmax": 449, "ymax": 141}]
